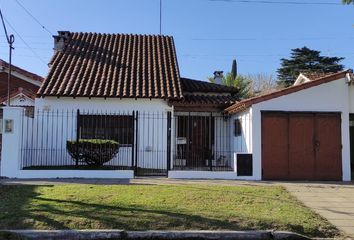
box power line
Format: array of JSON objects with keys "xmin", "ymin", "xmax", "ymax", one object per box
[
  {"xmin": 3, "ymin": 16, "xmax": 47, "ymax": 65},
  {"xmin": 209, "ymin": 0, "xmax": 341, "ymax": 5},
  {"xmin": 14, "ymin": 0, "xmax": 53, "ymax": 36},
  {"xmin": 185, "ymin": 37, "xmax": 354, "ymax": 41}
]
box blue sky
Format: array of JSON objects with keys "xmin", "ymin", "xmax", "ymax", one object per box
[{"xmin": 0, "ymin": 0, "xmax": 353, "ymax": 81}]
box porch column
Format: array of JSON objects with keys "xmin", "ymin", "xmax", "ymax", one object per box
[{"xmin": 0, "ymin": 107, "xmax": 23, "ymax": 178}]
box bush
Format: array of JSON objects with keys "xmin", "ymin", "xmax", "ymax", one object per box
[{"xmin": 67, "ymin": 139, "xmax": 119, "ymax": 166}]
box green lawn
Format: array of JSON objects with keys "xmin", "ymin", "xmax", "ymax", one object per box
[{"xmin": 0, "ymin": 184, "xmax": 339, "ymax": 238}]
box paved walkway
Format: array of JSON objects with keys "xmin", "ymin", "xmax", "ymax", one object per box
[
  {"xmin": 1, "ymin": 178, "xmax": 354, "ymax": 237},
  {"xmin": 284, "ymin": 183, "xmax": 354, "ymax": 237}
]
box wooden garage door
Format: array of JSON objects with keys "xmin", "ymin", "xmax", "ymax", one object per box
[{"xmin": 261, "ymin": 112, "xmax": 342, "ymax": 181}]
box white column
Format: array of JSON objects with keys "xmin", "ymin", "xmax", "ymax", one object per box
[{"xmin": 1, "ymin": 107, "xmax": 24, "ymax": 178}]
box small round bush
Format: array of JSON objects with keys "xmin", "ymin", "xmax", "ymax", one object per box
[{"xmin": 67, "ymin": 139, "xmax": 119, "ymax": 166}]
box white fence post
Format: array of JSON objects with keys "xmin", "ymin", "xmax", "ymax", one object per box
[{"xmin": 0, "ymin": 107, "xmax": 23, "ymax": 178}]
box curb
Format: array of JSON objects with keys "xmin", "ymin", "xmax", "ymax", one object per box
[{"xmin": 1, "ymin": 230, "xmax": 311, "ymax": 240}]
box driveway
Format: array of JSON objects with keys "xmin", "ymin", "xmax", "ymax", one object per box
[{"xmin": 283, "ymin": 182, "xmax": 354, "ymax": 237}]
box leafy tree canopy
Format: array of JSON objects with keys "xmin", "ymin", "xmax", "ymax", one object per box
[
  {"xmin": 277, "ymin": 47, "xmax": 344, "ymax": 87},
  {"xmin": 209, "ymin": 72, "xmax": 252, "ymax": 99}
]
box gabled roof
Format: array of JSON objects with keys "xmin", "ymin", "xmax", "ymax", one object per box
[
  {"xmin": 0, "ymin": 59, "xmax": 44, "ymax": 83},
  {"xmin": 225, "ymin": 70, "xmax": 352, "ymax": 114},
  {"xmin": 38, "ymin": 32, "xmax": 183, "ymax": 99},
  {"xmin": 0, "ymin": 87, "xmax": 36, "ymax": 106}
]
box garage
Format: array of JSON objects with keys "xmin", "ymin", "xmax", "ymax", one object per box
[{"xmin": 261, "ymin": 112, "xmax": 342, "ymax": 181}]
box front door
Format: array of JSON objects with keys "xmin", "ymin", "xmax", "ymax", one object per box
[
  {"xmin": 188, "ymin": 116, "xmax": 211, "ymax": 168},
  {"xmin": 175, "ymin": 115, "xmax": 214, "ymax": 170}
]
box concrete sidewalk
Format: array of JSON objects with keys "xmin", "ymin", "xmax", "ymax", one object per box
[{"xmin": 284, "ymin": 183, "xmax": 354, "ymax": 237}]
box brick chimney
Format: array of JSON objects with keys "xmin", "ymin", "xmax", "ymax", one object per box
[{"xmin": 53, "ymin": 31, "xmax": 71, "ymax": 53}]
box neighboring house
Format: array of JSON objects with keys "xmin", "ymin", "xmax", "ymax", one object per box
[
  {"xmin": 0, "ymin": 59, "xmax": 43, "ymax": 107},
  {"xmin": 225, "ymin": 70, "xmax": 354, "ymax": 181},
  {"xmin": 0, "ymin": 59, "xmax": 43, "ymax": 162}
]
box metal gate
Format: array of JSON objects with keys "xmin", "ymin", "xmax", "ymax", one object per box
[
  {"xmin": 134, "ymin": 111, "xmax": 171, "ymax": 176},
  {"xmin": 262, "ymin": 111, "xmax": 342, "ymax": 181}
]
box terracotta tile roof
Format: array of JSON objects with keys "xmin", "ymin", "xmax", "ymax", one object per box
[
  {"xmin": 180, "ymin": 77, "xmax": 238, "ymax": 94},
  {"xmin": 225, "ymin": 70, "xmax": 352, "ymax": 114},
  {"xmin": 169, "ymin": 77, "xmax": 239, "ymax": 107},
  {"xmin": 38, "ymin": 32, "xmax": 183, "ymax": 99},
  {"xmin": 0, "ymin": 59, "xmax": 44, "ymax": 83},
  {"xmin": 174, "ymin": 94, "xmax": 238, "ymax": 105}
]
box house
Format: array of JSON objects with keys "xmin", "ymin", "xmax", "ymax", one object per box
[
  {"xmin": 225, "ymin": 70, "xmax": 354, "ymax": 181},
  {"xmin": 0, "ymin": 31, "xmax": 240, "ymax": 179},
  {"xmin": 1, "ymin": 31, "xmax": 352, "ymax": 181}
]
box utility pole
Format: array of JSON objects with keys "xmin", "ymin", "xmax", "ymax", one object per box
[{"xmin": 0, "ymin": 8, "xmax": 15, "ymax": 106}]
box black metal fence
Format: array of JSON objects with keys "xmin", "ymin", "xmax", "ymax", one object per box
[
  {"xmin": 19, "ymin": 109, "xmax": 249, "ymax": 175},
  {"xmin": 173, "ymin": 113, "xmax": 233, "ymax": 172}
]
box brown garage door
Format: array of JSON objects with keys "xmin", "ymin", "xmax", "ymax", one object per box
[{"xmin": 261, "ymin": 112, "xmax": 342, "ymax": 181}]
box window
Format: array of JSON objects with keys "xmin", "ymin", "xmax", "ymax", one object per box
[
  {"xmin": 78, "ymin": 115, "xmax": 134, "ymax": 145},
  {"xmin": 234, "ymin": 119, "xmax": 242, "ymax": 137}
]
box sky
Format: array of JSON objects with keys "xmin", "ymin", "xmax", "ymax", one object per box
[{"xmin": 0, "ymin": 0, "xmax": 353, "ymax": 81}]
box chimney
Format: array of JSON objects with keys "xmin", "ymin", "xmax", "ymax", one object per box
[
  {"xmin": 213, "ymin": 71, "xmax": 224, "ymax": 85},
  {"xmin": 53, "ymin": 31, "xmax": 71, "ymax": 53}
]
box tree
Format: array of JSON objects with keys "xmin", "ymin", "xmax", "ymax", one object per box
[
  {"xmin": 247, "ymin": 73, "xmax": 278, "ymax": 96},
  {"xmin": 277, "ymin": 47, "xmax": 344, "ymax": 87},
  {"xmin": 342, "ymin": 0, "xmax": 353, "ymax": 4},
  {"xmin": 209, "ymin": 72, "xmax": 252, "ymax": 99}
]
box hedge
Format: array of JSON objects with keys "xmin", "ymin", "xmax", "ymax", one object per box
[{"xmin": 67, "ymin": 139, "xmax": 119, "ymax": 166}]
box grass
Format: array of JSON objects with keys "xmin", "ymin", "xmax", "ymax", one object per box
[{"xmin": 0, "ymin": 184, "xmax": 339, "ymax": 238}]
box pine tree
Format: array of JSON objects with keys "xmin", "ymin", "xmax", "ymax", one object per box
[
  {"xmin": 342, "ymin": 0, "xmax": 353, "ymax": 4},
  {"xmin": 231, "ymin": 59, "xmax": 237, "ymax": 79},
  {"xmin": 277, "ymin": 47, "xmax": 344, "ymax": 87}
]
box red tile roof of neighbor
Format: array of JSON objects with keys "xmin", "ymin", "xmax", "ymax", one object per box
[
  {"xmin": 224, "ymin": 70, "xmax": 353, "ymax": 114},
  {"xmin": 0, "ymin": 59, "xmax": 43, "ymax": 106},
  {"xmin": 38, "ymin": 32, "xmax": 184, "ymax": 99},
  {"xmin": 0, "ymin": 59, "xmax": 44, "ymax": 83},
  {"xmin": 0, "ymin": 87, "xmax": 36, "ymax": 104}
]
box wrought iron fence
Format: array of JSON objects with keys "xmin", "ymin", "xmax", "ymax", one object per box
[{"xmin": 18, "ymin": 108, "xmax": 252, "ymax": 174}]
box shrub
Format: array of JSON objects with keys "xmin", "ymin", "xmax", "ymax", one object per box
[{"xmin": 67, "ymin": 139, "xmax": 119, "ymax": 166}]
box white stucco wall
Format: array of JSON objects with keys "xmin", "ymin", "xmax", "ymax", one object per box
[
  {"xmin": 249, "ymin": 77, "xmax": 351, "ymax": 181},
  {"xmin": 231, "ymin": 108, "xmax": 252, "ymax": 154},
  {"xmin": 35, "ymin": 97, "xmax": 172, "ymax": 112}
]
